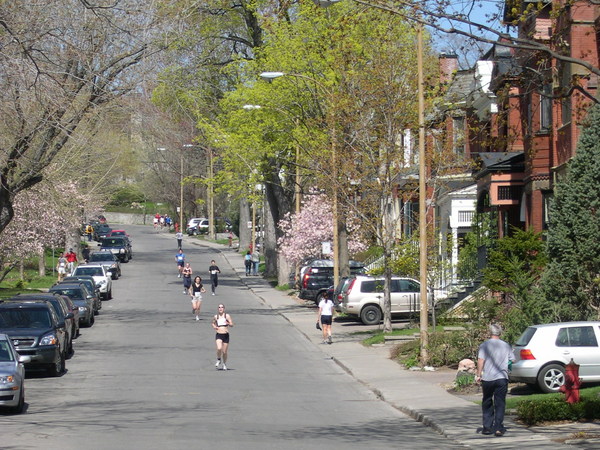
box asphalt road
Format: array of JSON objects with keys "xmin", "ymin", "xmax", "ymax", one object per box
[{"xmin": 0, "ymin": 225, "xmax": 464, "ymax": 449}]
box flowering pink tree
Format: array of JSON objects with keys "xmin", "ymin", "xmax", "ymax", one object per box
[
  {"xmin": 0, "ymin": 180, "xmax": 97, "ymax": 283},
  {"xmin": 278, "ymin": 191, "xmax": 367, "ymax": 266}
]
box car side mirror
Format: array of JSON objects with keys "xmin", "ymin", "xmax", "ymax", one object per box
[
  {"xmin": 18, "ymin": 355, "xmax": 32, "ymax": 364},
  {"xmin": 57, "ymin": 321, "xmax": 66, "ymax": 329},
  {"xmin": 65, "ymin": 312, "xmax": 74, "ymax": 320}
]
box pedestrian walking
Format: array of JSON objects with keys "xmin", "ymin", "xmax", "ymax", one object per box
[
  {"xmin": 81, "ymin": 244, "xmax": 90, "ymax": 263},
  {"xmin": 317, "ymin": 292, "xmax": 334, "ymax": 344},
  {"xmin": 212, "ymin": 304, "xmax": 233, "ymax": 370},
  {"xmin": 244, "ymin": 251, "xmax": 252, "ymax": 276},
  {"xmin": 251, "ymin": 249, "xmax": 260, "ymax": 276},
  {"xmin": 208, "ymin": 260, "xmax": 221, "ymax": 295},
  {"xmin": 476, "ymin": 324, "xmax": 515, "ymax": 437},
  {"xmin": 65, "ymin": 248, "xmax": 78, "ymax": 275},
  {"xmin": 176, "ymin": 230, "xmax": 183, "ymax": 249},
  {"xmin": 56, "ymin": 252, "xmax": 68, "ymax": 282},
  {"xmin": 175, "ymin": 249, "xmax": 186, "ymax": 277},
  {"xmin": 189, "ymin": 276, "xmax": 206, "ymax": 320},
  {"xmin": 85, "ymin": 224, "xmax": 94, "ymax": 241},
  {"xmin": 182, "ymin": 262, "xmax": 193, "ymax": 294}
]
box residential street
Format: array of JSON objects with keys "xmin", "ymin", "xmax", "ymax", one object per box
[{"xmin": 0, "ymin": 225, "xmax": 465, "ymax": 449}]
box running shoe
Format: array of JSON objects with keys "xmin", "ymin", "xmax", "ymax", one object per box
[
  {"xmin": 215, "ymin": 359, "xmax": 221, "ymax": 368},
  {"xmin": 328, "ymin": 335, "xmax": 332, "ymax": 344},
  {"xmin": 221, "ymin": 364, "xmax": 227, "ymax": 371},
  {"xmin": 195, "ymin": 315, "xmax": 199, "ymax": 321}
]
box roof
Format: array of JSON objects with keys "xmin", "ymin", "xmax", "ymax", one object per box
[{"xmin": 473, "ymin": 152, "xmax": 524, "ymax": 178}]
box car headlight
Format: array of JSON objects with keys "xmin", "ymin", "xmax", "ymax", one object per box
[
  {"xmin": 78, "ymin": 306, "xmax": 88, "ymax": 312},
  {"xmin": 119, "ymin": 248, "xmax": 125, "ymax": 253},
  {"xmin": 40, "ymin": 333, "xmax": 58, "ymax": 346},
  {"xmin": 0, "ymin": 375, "xmax": 15, "ymax": 384}
]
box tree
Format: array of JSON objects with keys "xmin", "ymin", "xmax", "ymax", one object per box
[
  {"xmin": 543, "ymin": 105, "xmax": 600, "ymax": 320},
  {"xmin": 0, "ymin": 1, "xmax": 170, "ymax": 234},
  {"xmin": 278, "ymin": 190, "xmax": 367, "ymax": 266}
]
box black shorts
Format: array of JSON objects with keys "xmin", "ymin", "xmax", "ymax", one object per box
[
  {"xmin": 320, "ymin": 315, "xmax": 332, "ymax": 325},
  {"xmin": 177, "ymin": 261, "xmax": 185, "ymax": 267},
  {"xmin": 215, "ymin": 332, "xmax": 230, "ymax": 343}
]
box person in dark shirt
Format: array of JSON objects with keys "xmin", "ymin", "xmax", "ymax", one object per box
[{"xmin": 208, "ymin": 260, "xmax": 221, "ymax": 296}]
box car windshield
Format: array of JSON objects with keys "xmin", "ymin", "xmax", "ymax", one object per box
[
  {"xmin": 90, "ymin": 253, "xmax": 114, "ymax": 262},
  {"xmin": 0, "ymin": 341, "xmax": 15, "ymax": 361},
  {"xmin": 100, "ymin": 239, "xmax": 125, "ymax": 248},
  {"xmin": 0, "ymin": 309, "xmax": 51, "ymax": 329},
  {"xmin": 51, "ymin": 289, "xmax": 84, "ymax": 300},
  {"xmin": 74, "ymin": 268, "xmax": 103, "ymax": 277}
]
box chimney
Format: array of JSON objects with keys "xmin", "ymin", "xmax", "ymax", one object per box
[{"xmin": 439, "ymin": 52, "xmax": 459, "ymax": 85}]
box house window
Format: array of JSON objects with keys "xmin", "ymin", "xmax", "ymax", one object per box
[
  {"xmin": 540, "ymin": 84, "xmax": 552, "ymax": 132},
  {"xmin": 543, "ymin": 191, "xmax": 553, "ymax": 230},
  {"xmin": 497, "ymin": 185, "xmax": 522, "ymax": 200},
  {"xmin": 452, "ymin": 117, "xmax": 465, "ymax": 155},
  {"xmin": 457, "ymin": 210, "xmax": 474, "ymax": 224}
]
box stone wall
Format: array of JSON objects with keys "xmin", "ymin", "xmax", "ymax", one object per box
[{"xmin": 103, "ymin": 212, "xmax": 150, "ymax": 225}]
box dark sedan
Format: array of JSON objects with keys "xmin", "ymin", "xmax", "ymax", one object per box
[{"xmin": 49, "ymin": 284, "xmax": 95, "ymax": 328}]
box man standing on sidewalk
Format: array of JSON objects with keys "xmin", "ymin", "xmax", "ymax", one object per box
[{"xmin": 476, "ymin": 324, "xmax": 515, "ymax": 437}]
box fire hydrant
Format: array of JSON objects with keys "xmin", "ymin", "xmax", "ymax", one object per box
[{"xmin": 559, "ymin": 359, "xmax": 581, "ymax": 404}]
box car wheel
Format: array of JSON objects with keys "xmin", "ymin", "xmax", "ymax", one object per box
[
  {"xmin": 360, "ymin": 305, "xmax": 382, "ymax": 325},
  {"xmin": 67, "ymin": 340, "xmax": 74, "ymax": 359},
  {"xmin": 48, "ymin": 351, "xmax": 65, "ymax": 377},
  {"xmin": 89, "ymin": 314, "xmax": 95, "ymax": 327},
  {"xmin": 537, "ymin": 363, "xmax": 566, "ymax": 393},
  {"xmin": 10, "ymin": 387, "xmax": 25, "ymax": 414},
  {"xmin": 108, "ymin": 288, "xmax": 113, "ymax": 300}
]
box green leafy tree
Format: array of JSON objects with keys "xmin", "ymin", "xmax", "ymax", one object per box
[{"xmin": 543, "ymin": 105, "xmax": 600, "ymax": 320}]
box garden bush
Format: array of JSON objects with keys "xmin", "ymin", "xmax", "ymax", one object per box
[{"xmin": 517, "ymin": 398, "xmax": 600, "ymax": 425}]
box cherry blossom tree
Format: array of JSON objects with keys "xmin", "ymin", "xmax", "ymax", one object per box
[
  {"xmin": 0, "ymin": 179, "xmax": 98, "ymax": 283},
  {"xmin": 278, "ymin": 191, "xmax": 367, "ymax": 266}
]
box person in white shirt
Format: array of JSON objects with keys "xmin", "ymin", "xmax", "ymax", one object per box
[{"xmin": 317, "ymin": 293, "xmax": 335, "ymax": 344}]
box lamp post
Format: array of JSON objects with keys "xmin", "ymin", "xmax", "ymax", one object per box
[{"xmin": 259, "ymin": 71, "xmax": 340, "ymax": 287}]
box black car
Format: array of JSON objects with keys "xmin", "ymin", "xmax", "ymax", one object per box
[
  {"xmin": 98, "ymin": 237, "xmax": 132, "ymax": 262},
  {"xmin": 6, "ymin": 293, "xmax": 77, "ymax": 359},
  {"xmin": 93, "ymin": 223, "xmax": 112, "ymax": 241},
  {"xmin": 49, "ymin": 283, "xmax": 95, "ymax": 327},
  {"xmin": 0, "ymin": 300, "xmax": 68, "ymax": 376},
  {"xmin": 298, "ymin": 261, "xmax": 365, "ymax": 303},
  {"xmin": 63, "ymin": 276, "xmax": 102, "ymax": 314}
]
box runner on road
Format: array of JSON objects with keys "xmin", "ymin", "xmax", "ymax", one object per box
[
  {"xmin": 208, "ymin": 260, "xmax": 220, "ymax": 295},
  {"xmin": 213, "ymin": 304, "xmax": 234, "ymax": 370},
  {"xmin": 182, "ymin": 262, "xmax": 193, "ymax": 294},
  {"xmin": 189, "ymin": 276, "xmax": 206, "ymax": 320},
  {"xmin": 175, "ymin": 249, "xmax": 186, "ymax": 277}
]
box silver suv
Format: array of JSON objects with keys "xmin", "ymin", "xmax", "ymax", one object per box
[
  {"xmin": 340, "ymin": 276, "xmax": 430, "ymax": 325},
  {"xmin": 510, "ymin": 321, "xmax": 600, "ymax": 393}
]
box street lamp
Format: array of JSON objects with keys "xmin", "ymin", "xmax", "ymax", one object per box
[{"xmin": 259, "ymin": 71, "xmax": 340, "ymax": 287}]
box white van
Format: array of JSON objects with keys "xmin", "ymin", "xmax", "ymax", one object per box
[{"xmin": 340, "ymin": 275, "xmax": 431, "ymax": 325}]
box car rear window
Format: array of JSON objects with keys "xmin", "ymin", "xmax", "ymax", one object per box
[
  {"xmin": 515, "ymin": 326, "xmax": 537, "ymax": 346},
  {"xmin": 90, "ymin": 253, "xmax": 113, "ymax": 261},
  {"xmin": 75, "ymin": 268, "xmax": 102, "ymax": 277},
  {"xmin": 0, "ymin": 309, "xmax": 51, "ymax": 328},
  {"xmin": 360, "ymin": 280, "xmax": 385, "ymax": 293},
  {"xmin": 51, "ymin": 289, "xmax": 84, "ymax": 300}
]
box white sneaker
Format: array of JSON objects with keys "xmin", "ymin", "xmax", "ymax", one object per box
[
  {"xmin": 195, "ymin": 315, "xmax": 199, "ymax": 321},
  {"xmin": 178, "ymin": 274, "xmax": 181, "ymax": 278},
  {"xmin": 221, "ymin": 364, "xmax": 227, "ymax": 371},
  {"xmin": 215, "ymin": 359, "xmax": 221, "ymax": 368},
  {"xmin": 183, "ymin": 290, "xmax": 187, "ymax": 294},
  {"xmin": 212, "ymin": 292, "xmax": 215, "ymax": 296}
]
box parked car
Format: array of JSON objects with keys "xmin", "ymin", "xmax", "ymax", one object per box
[
  {"xmin": 88, "ymin": 251, "xmax": 122, "ymax": 279},
  {"xmin": 93, "ymin": 223, "xmax": 112, "ymax": 241},
  {"xmin": 186, "ymin": 217, "xmax": 208, "ymax": 235},
  {"xmin": 326, "ymin": 277, "xmax": 354, "ymax": 312},
  {"xmin": 0, "ymin": 300, "xmax": 68, "ymax": 376},
  {"xmin": 98, "ymin": 236, "xmax": 132, "ymax": 262},
  {"xmin": 107, "ymin": 229, "xmax": 129, "ymax": 238},
  {"xmin": 7, "ymin": 293, "xmax": 77, "ymax": 358},
  {"xmin": 0, "ymin": 333, "xmax": 31, "ymax": 413},
  {"xmin": 340, "ymin": 275, "xmax": 432, "ymax": 325},
  {"xmin": 298, "ymin": 261, "xmax": 365, "ymax": 303},
  {"xmin": 48, "ymin": 284, "xmax": 95, "ymax": 327},
  {"xmin": 510, "ymin": 321, "xmax": 600, "ymax": 393},
  {"xmin": 63, "ymin": 276, "xmax": 102, "ymax": 314},
  {"xmin": 72, "ymin": 264, "xmax": 113, "ymax": 300}
]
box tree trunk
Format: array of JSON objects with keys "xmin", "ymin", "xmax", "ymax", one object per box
[
  {"xmin": 264, "ymin": 202, "xmax": 278, "ymax": 278},
  {"xmin": 38, "ymin": 248, "xmax": 46, "ymax": 277},
  {"xmin": 383, "ymin": 252, "xmax": 393, "ymax": 333},
  {"xmin": 65, "ymin": 227, "xmax": 82, "ymax": 262},
  {"xmin": 238, "ymin": 198, "xmax": 251, "ymax": 252}
]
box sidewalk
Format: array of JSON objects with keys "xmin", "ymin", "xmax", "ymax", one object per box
[{"xmin": 192, "ymin": 238, "xmax": 600, "ymax": 448}]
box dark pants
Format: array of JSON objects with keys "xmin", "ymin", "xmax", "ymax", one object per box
[
  {"xmin": 177, "ymin": 239, "xmax": 182, "ymax": 249},
  {"xmin": 211, "ymin": 275, "xmax": 218, "ymax": 293},
  {"xmin": 481, "ymin": 378, "xmax": 508, "ymax": 433}
]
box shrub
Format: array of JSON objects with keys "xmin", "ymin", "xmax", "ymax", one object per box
[{"xmin": 517, "ymin": 398, "xmax": 600, "ymax": 425}]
